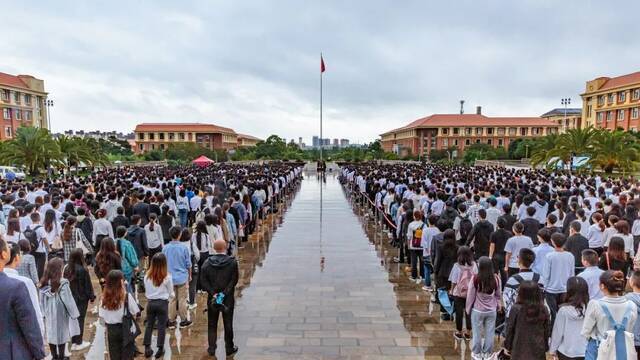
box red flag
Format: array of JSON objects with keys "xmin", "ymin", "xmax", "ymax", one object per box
[{"xmin": 321, "ymin": 56, "xmax": 325, "ymax": 73}]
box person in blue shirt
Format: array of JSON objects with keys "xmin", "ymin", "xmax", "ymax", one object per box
[
  {"xmin": 162, "ymin": 226, "xmax": 192, "ymax": 328},
  {"xmin": 532, "ymin": 228, "xmax": 554, "ymax": 275},
  {"xmin": 115, "ymin": 226, "xmax": 139, "ymax": 295}
]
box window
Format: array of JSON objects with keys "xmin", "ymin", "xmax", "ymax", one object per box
[
  {"xmin": 465, "ymin": 139, "xmax": 470, "ymax": 146},
  {"xmin": 2, "ymin": 108, "xmax": 9, "ymax": 119},
  {"xmin": 498, "ymin": 139, "xmax": 504, "ymax": 146},
  {"xmin": 169, "ymin": 132, "xmax": 175, "ymax": 140},
  {"xmin": 139, "ymin": 144, "xmax": 144, "ymax": 150},
  {"xmin": 608, "ymin": 93, "xmax": 615, "ymax": 103},
  {"xmin": 160, "ymin": 144, "xmax": 165, "ymax": 150},
  {"xmin": 508, "ymin": 127, "xmax": 516, "ymax": 136},
  {"xmin": 619, "ymin": 91, "xmax": 626, "ymax": 102},
  {"xmin": 633, "ymin": 108, "xmax": 639, "ymax": 119},
  {"xmin": 15, "ymin": 109, "xmax": 21, "ymax": 120},
  {"xmin": 520, "ymin": 128, "xmax": 528, "ymax": 136},
  {"xmin": 443, "ymin": 139, "xmax": 448, "ymax": 147},
  {"xmin": 487, "ymin": 128, "xmax": 494, "ymax": 135},
  {"xmin": 178, "ymin": 133, "xmax": 185, "ymax": 140},
  {"xmin": 607, "ymin": 111, "xmax": 614, "ymax": 121},
  {"xmin": 475, "ymin": 127, "xmax": 483, "ymax": 135},
  {"xmin": 497, "ymin": 127, "xmax": 505, "ymax": 136},
  {"xmin": 634, "ymin": 89, "xmax": 640, "ymax": 101},
  {"xmin": 441, "ymin": 128, "xmax": 448, "ymax": 135},
  {"xmin": 159, "ymin": 133, "xmax": 165, "ymax": 140},
  {"xmin": 453, "ymin": 128, "xmax": 459, "ymax": 135},
  {"xmin": 475, "ymin": 139, "xmax": 481, "ymax": 144},
  {"xmin": 24, "ymin": 94, "xmax": 31, "ymax": 105},
  {"xmin": 5, "ymin": 126, "xmax": 11, "ymax": 138},
  {"xmin": 617, "ymin": 109, "xmax": 625, "ymax": 121},
  {"xmin": 487, "ymin": 139, "xmax": 492, "ymax": 145},
  {"xmin": 587, "ymin": 105, "xmax": 592, "ymax": 117},
  {"xmin": 1, "ymin": 90, "xmax": 8, "ymax": 101},
  {"xmin": 453, "ymin": 139, "xmax": 459, "ymax": 146},
  {"xmin": 598, "ymin": 95, "xmax": 605, "ymax": 106},
  {"xmin": 13, "ymin": 92, "xmax": 20, "ymax": 103},
  {"xmin": 597, "ymin": 112, "xmax": 604, "ymax": 122},
  {"xmin": 25, "ymin": 111, "xmax": 31, "ymax": 121},
  {"xmin": 465, "ymin": 128, "xmax": 472, "ymax": 136},
  {"xmin": 149, "ymin": 133, "xmax": 155, "ymax": 140}
]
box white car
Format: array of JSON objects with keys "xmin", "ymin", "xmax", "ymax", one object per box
[{"xmin": 0, "ymin": 166, "xmax": 26, "ymax": 180}]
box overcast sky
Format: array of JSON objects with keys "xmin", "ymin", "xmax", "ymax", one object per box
[{"xmin": 4, "ymin": 1, "xmax": 640, "ymax": 144}]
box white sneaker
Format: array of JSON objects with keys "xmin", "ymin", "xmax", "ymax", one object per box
[{"xmin": 76, "ymin": 342, "xmax": 91, "ymax": 351}]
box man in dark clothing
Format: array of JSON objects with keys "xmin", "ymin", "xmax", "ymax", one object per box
[
  {"xmin": 200, "ymin": 239, "xmax": 239, "ymax": 357},
  {"xmin": 489, "ymin": 217, "xmax": 513, "ymax": 285},
  {"xmin": 521, "ymin": 207, "xmax": 541, "ymax": 244},
  {"xmin": 564, "ymin": 221, "xmax": 589, "ymax": 273},
  {"xmin": 111, "ymin": 207, "xmax": 130, "ymax": 234},
  {"xmin": 467, "ymin": 209, "xmax": 494, "ymax": 259},
  {"xmin": 562, "ymin": 202, "xmax": 579, "ymax": 236},
  {"xmin": 127, "ymin": 215, "xmax": 149, "ymax": 262},
  {"xmin": 498, "ymin": 204, "xmax": 517, "ymax": 233},
  {"xmin": 132, "ymin": 193, "xmax": 150, "ymax": 226}
]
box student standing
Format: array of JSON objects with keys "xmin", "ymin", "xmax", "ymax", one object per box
[
  {"xmin": 565, "ymin": 221, "xmax": 590, "ymax": 274},
  {"xmin": 503, "ymin": 248, "xmax": 539, "ymax": 317},
  {"xmin": 406, "ymin": 210, "xmax": 425, "ymax": 283},
  {"xmin": 449, "ymin": 246, "xmax": 476, "ymax": 341},
  {"xmin": 532, "ymin": 228, "xmax": 554, "ymax": 275},
  {"xmin": 94, "ymin": 238, "xmax": 122, "ymax": 289},
  {"xmin": 115, "ymin": 226, "xmax": 140, "ymax": 294},
  {"xmin": 64, "ymin": 248, "xmax": 95, "ymax": 352},
  {"xmin": 578, "ymin": 249, "xmax": 605, "ymax": 300},
  {"xmin": 145, "ymin": 213, "xmax": 164, "ymax": 260},
  {"xmin": 39, "ymin": 257, "xmax": 80, "ymax": 360},
  {"xmin": 542, "ymin": 233, "xmax": 575, "ymax": 324},
  {"xmin": 550, "ymin": 277, "xmax": 589, "ymax": 360},
  {"xmin": 99, "ymin": 270, "xmax": 140, "ymax": 360},
  {"xmin": 163, "ymin": 226, "xmax": 192, "ymax": 328},
  {"xmin": 466, "ymin": 256, "xmax": 502, "ymax": 359},
  {"xmin": 16, "ymin": 239, "xmax": 38, "ymax": 286},
  {"xmin": 143, "ymin": 253, "xmax": 173, "ymax": 359},
  {"xmin": 625, "ymin": 270, "xmax": 640, "ymax": 356},
  {"xmin": 504, "ymin": 280, "xmax": 550, "ymax": 360},
  {"xmin": 504, "ymin": 222, "xmax": 534, "ymax": 277}
]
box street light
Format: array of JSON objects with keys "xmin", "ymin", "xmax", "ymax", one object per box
[
  {"xmin": 561, "ymin": 98, "xmax": 571, "ymax": 131},
  {"xmin": 45, "ymin": 99, "xmax": 54, "ymax": 131}
]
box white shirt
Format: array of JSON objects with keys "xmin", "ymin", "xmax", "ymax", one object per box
[
  {"xmin": 5, "ymin": 268, "xmax": 45, "ymax": 336},
  {"xmin": 99, "ymin": 293, "xmax": 140, "ymax": 324},
  {"xmin": 144, "ymin": 275, "xmax": 174, "ymax": 301},
  {"xmin": 144, "ymin": 223, "xmax": 163, "ymax": 250}
]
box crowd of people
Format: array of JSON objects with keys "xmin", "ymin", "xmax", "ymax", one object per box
[
  {"xmin": 0, "ymin": 162, "xmax": 302, "ymax": 360},
  {"xmin": 342, "ymin": 163, "xmax": 640, "ymax": 360}
]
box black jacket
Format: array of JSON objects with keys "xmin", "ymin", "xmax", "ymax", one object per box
[
  {"xmin": 565, "ymin": 234, "xmax": 589, "ymax": 267},
  {"xmin": 126, "ymin": 225, "xmax": 148, "ymax": 258},
  {"xmin": 132, "ymin": 202, "xmax": 150, "ymax": 226},
  {"xmin": 467, "ymin": 220, "xmax": 494, "ymax": 258},
  {"xmin": 522, "ymin": 217, "xmax": 541, "ymax": 244},
  {"xmin": 499, "ymin": 214, "xmax": 517, "ymax": 233},
  {"xmin": 112, "ymin": 215, "xmax": 130, "ymax": 234},
  {"xmin": 68, "ymin": 264, "xmax": 96, "ymax": 303},
  {"xmin": 200, "ymin": 254, "xmax": 239, "ymax": 307}
]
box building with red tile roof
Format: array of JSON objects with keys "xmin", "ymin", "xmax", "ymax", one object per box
[
  {"xmin": 0, "ymin": 72, "xmax": 49, "ymax": 140},
  {"xmin": 581, "ymin": 71, "xmax": 640, "ymax": 131},
  {"xmin": 134, "ymin": 122, "xmax": 259, "ymax": 153},
  {"xmin": 380, "ymin": 107, "xmax": 560, "ymax": 158},
  {"xmin": 237, "ymin": 133, "xmax": 262, "ymax": 147}
]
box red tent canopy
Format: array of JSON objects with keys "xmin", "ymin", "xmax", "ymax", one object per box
[{"xmin": 192, "ymin": 155, "xmax": 215, "ymax": 167}]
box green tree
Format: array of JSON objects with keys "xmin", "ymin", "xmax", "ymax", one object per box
[
  {"xmin": 56, "ymin": 135, "xmax": 93, "ymax": 171},
  {"xmin": 1, "ymin": 126, "xmax": 61, "ymax": 176},
  {"xmin": 589, "ymin": 130, "xmax": 639, "ymax": 174}
]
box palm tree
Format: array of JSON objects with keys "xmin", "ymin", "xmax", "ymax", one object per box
[
  {"xmin": 589, "ymin": 130, "xmax": 640, "ymax": 174},
  {"xmin": 546, "ymin": 126, "xmax": 598, "ymax": 171},
  {"xmin": 529, "ymin": 133, "xmax": 559, "ymax": 169},
  {"xmin": 57, "ymin": 135, "xmax": 93, "ymax": 171},
  {"xmin": 1, "ymin": 126, "xmax": 61, "ymax": 176}
]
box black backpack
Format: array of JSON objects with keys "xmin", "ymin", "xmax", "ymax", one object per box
[
  {"xmin": 458, "ymin": 216, "xmax": 473, "ymax": 242},
  {"xmin": 24, "ymin": 225, "xmax": 42, "ymax": 252}
]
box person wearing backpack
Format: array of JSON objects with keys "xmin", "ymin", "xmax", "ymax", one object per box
[
  {"xmin": 421, "ymin": 214, "xmax": 441, "ymax": 291},
  {"xmin": 626, "ymin": 270, "xmax": 640, "ymax": 357},
  {"xmin": 116, "ymin": 226, "xmax": 140, "ymax": 295},
  {"xmin": 582, "ymin": 270, "xmax": 638, "ymax": 360},
  {"xmin": 503, "ymin": 248, "xmax": 539, "ymax": 317},
  {"xmin": 453, "ymin": 204, "xmax": 472, "ymax": 245},
  {"xmin": 25, "ymin": 212, "xmax": 48, "ymax": 279},
  {"xmin": 503, "ymin": 280, "xmax": 550, "ymax": 360},
  {"xmin": 466, "ymin": 256, "xmax": 502, "ymax": 359},
  {"xmin": 406, "ymin": 209, "xmax": 425, "ymax": 283},
  {"xmin": 449, "ymin": 246, "xmax": 477, "ymax": 341}
]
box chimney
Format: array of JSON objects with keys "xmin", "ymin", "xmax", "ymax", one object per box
[
  {"xmin": 460, "ymin": 100, "xmax": 465, "ymax": 114},
  {"xmin": 476, "ymin": 106, "xmax": 482, "ymax": 115}
]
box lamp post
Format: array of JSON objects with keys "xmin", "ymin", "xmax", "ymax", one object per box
[
  {"xmin": 45, "ymin": 99, "xmax": 54, "ymax": 131},
  {"xmin": 561, "ymin": 98, "xmax": 571, "ymax": 132}
]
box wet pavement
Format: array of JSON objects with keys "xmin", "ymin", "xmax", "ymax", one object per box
[{"xmin": 74, "ymin": 173, "xmax": 470, "ymax": 359}]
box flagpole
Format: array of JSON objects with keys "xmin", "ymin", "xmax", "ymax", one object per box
[{"xmin": 320, "ymin": 52, "xmax": 323, "ymax": 163}]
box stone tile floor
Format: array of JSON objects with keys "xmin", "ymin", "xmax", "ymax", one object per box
[{"xmin": 72, "ymin": 174, "xmax": 473, "ymax": 359}]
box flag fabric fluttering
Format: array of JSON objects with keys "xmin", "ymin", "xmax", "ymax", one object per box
[{"xmin": 321, "ymin": 56, "xmax": 325, "ymax": 73}]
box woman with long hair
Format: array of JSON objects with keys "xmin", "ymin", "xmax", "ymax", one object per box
[
  {"xmin": 4, "ymin": 217, "xmax": 22, "ymax": 244},
  {"xmin": 39, "ymin": 257, "xmax": 80, "ymax": 360},
  {"xmin": 465, "ymin": 256, "xmax": 501, "ymax": 358},
  {"xmin": 99, "ymin": 270, "xmax": 140, "ymax": 360},
  {"xmin": 599, "ymin": 236, "xmax": 629, "ymax": 278},
  {"xmin": 582, "ymin": 270, "xmax": 638, "ymax": 360},
  {"xmin": 587, "ymin": 212, "xmax": 605, "ymax": 256},
  {"xmin": 448, "ymin": 245, "xmax": 475, "ymax": 341},
  {"xmin": 93, "ymin": 208, "xmax": 114, "ymax": 254},
  {"xmin": 95, "ymin": 238, "xmax": 122, "ymax": 288},
  {"xmin": 61, "ymin": 216, "xmax": 93, "ymax": 263},
  {"xmin": 16, "ymin": 239, "xmax": 38, "ymax": 285},
  {"xmin": 158, "ymin": 205, "xmax": 175, "ymax": 245},
  {"xmin": 144, "ymin": 213, "xmax": 164, "ymax": 259},
  {"xmin": 64, "ymin": 248, "xmax": 96, "ymax": 351},
  {"xmin": 43, "ymin": 209, "xmax": 62, "ymax": 259},
  {"xmin": 550, "ymin": 277, "xmax": 589, "ymax": 359},
  {"xmin": 143, "ymin": 253, "xmax": 173, "ymax": 359},
  {"xmin": 504, "ymin": 280, "xmax": 550, "ymax": 359}
]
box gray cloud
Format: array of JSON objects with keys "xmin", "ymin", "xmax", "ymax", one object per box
[{"xmin": 4, "ymin": 0, "xmax": 640, "ymax": 142}]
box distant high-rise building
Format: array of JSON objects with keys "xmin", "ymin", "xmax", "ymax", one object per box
[
  {"xmin": 340, "ymin": 139, "xmax": 349, "ymax": 147},
  {"xmin": 332, "ymin": 138, "xmax": 339, "ymax": 146},
  {"xmin": 322, "ymin": 138, "xmax": 330, "ymax": 146},
  {"xmin": 312, "ymin": 136, "xmax": 320, "ymax": 148}
]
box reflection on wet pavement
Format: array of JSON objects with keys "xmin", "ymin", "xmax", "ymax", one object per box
[{"xmin": 75, "ymin": 173, "xmax": 471, "ymax": 359}]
